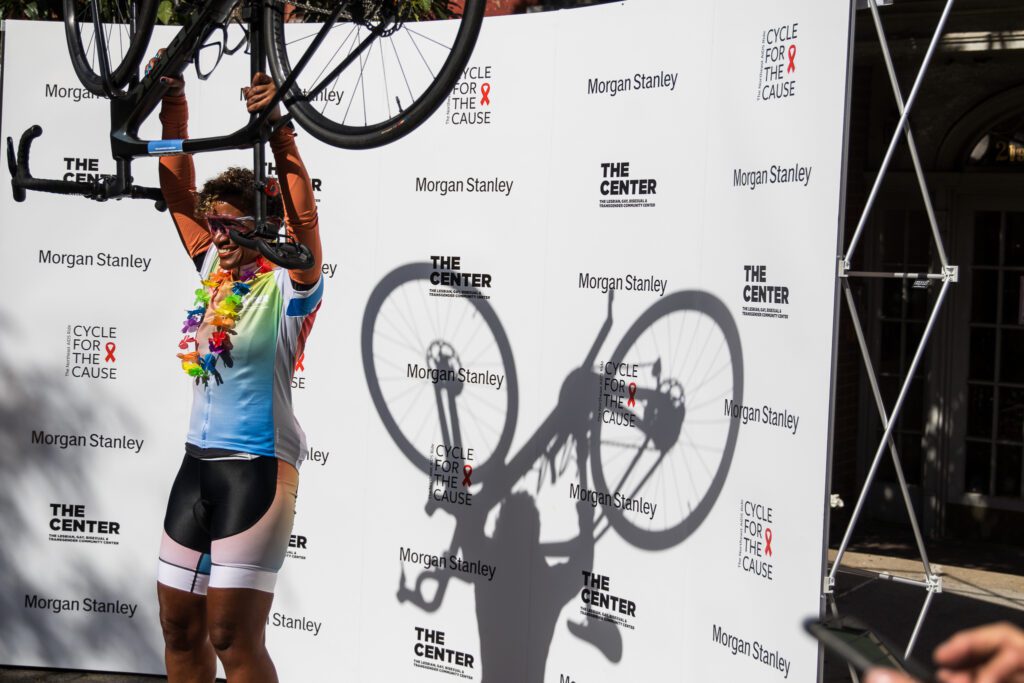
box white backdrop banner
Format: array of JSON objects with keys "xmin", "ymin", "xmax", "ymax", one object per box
[{"xmin": 0, "ymin": 1, "xmax": 852, "ymax": 680}]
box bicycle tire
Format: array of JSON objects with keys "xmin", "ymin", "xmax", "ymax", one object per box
[
  {"xmin": 266, "ymin": 0, "xmax": 486, "ymax": 149},
  {"xmin": 63, "ymin": 0, "xmax": 158, "ymax": 96},
  {"xmin": 361, "ymin": 262, "xmax": 518, "ymax": 478},
  {"xmin": 590, "ymin": 291, "xmax": 743, "ymax": 551}
]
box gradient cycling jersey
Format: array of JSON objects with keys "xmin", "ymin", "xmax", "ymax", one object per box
[
  {"xmin": 185, "ymin": 249, "xmax": 322, "ymax": 466},
  {"xmin": 159, "ymin": 93, "xmax": 323, "ymax": 468}
]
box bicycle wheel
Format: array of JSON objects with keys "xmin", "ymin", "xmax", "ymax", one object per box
[
  {"xmin": 63, "ymin": 0, "xmax": 158, "ymax": 96},
  {"xmin": 266, "ymin": 0, "xmax": 486, "ymax": 149},
  {"xmin": 591, "ymin": 291, "xmax": 743, "ymax": 551},
  {"xmin": 362, "ymin": 263, "xmax": 518, "ymax": 477}
]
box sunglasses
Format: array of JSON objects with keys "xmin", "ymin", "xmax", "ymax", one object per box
[{"xmin": 207, "ymin": 214, "xmax": 257, "ymax": 234}]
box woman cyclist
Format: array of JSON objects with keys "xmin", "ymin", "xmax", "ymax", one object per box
[{"xmin": 152, "ymin": 56, "xmax": 323, "ymax": 683}]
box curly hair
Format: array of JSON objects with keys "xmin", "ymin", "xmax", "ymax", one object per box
[{"xmin": 195, "ymin": 166, "xmax": 284, "ymax": 220}]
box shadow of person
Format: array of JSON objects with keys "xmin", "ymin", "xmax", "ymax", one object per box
[{"xmin": 474, "ymin": 492, "xmax": 611, "ymax": 681}]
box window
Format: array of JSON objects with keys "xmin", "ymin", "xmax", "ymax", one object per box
[
  {"xmin": 871, "ymin": 210, "xmax": 935, "ymax": 487},
  {"xmin": 965, "ymin": 210, "xmax": 1024, "ymax": 500}
]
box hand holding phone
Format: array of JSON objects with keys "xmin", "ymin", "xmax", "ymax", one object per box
[{"xmin": 804, "ymin": 616, "xmax": 935, "ymax": 683}]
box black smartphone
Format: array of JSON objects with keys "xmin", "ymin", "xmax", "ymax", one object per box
[{"xmin": 804, "ymin": 615, "xmax": 936, "ymax": 682}]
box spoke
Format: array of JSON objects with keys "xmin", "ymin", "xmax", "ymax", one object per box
[
  {"xmin": 390, "ymin": 35, "xmax": 416, "ymax": 108},
  {"xmin": 690, "ymin": 336, "xmax": 727, "ymax": 394},
  {"xmin": 419, "ymin": 279, "xmax": 442, "ymax": 340},
  {"xmin": 115, "ymin": 2, "xmax": 125, "ymax": 63},
  {"xmin": 388, "ymin": 290, "xmax": 428, "ymax": 355},
  {"xmin": 601, "ymin": 438, "xmax": 647, "ymax": 451},
  {"xmin": 105, "ymin": 21, "xmax": 115, "ymax": 66},
  {"xmin": 685, "ymin": 385, "xmax": 734, "ymax": 413},
  {"xmin": 360, "ymin": 39, "xmax": 369, "ymax": 125},
  {"xmin": 408, "ymin": 390, "xmax": 438, "ymax": 446},
  {"xmin": 440, "ymin": 288, "xmax": 456, "ymax": 341},
  {"xmin": 405, "ymin": 27, "xmax": 436, "ymax": 79},
  {"xmin": 625, "ymin": 449, "xmax": 667, "ymax": 503},
  {"xmin": 458, "ymin": 398, "xmax": 492, "ymax": 454},
  {"xmin": 669, "ymin": 309, "xmax": 693, "ymax": 378},
  {"xmin": 460, "ymin": 399, "xmax": 501, "ymax": 438},
  {"xmin": 342, "ymin": 29, "xmax": 369, "ymax": 125},
  {"xmin": 681, "ymin": 427, "xmax": 713, "ymax": 480},
  {"xmin": 383, "ymin": 374, "xmax": 432, "ymax": 407},
  {"xmin": 381, "ymin": 36, "xmax": 393, "ymax": 120},
  {"xmin": 371, "ymin": 352, "xmax": 414, "ymax": 373},
  {"xmin": 612, "ymin": 436, "xmax": 651, "ymax": 494},
  {"xmin": 318, "ymin": 29, "xmax": 360, "ymax": 115},
  {"xmin": 678, "ymin": 311, "xmax": 702, "ymax": 385},
  {"xmin": 467, "ymin": 339, "xmax": 498, "ymax": 367},
  {"xmin": 684, "ymin": 315, "xmax": 718, "ymax": 389},
  {"xmin": 375, "ymin": 325, "xmax": 427, "ymax": 357},
  {"xmin": 405, "ymin": 26, "xmax": 454, "ymax": 52},
  {"xmin": 309, "ymin": 23, "xmax": 358, "ymax": 103},
  {"xmin": 397, "ymin": 284, "xmax": 429, "ymax": 353},
  {"xmin": 667, "ymin": 441, "xmax": 684, "ymax": 524},
  {"xmin": 85, "ymin": 23, "xmax": 96, "ymax": 67},
  {"xmin": 286, "ymin": 21, "xmax": 350, "ymax": 47},
  {"xmin": 379, "ymin": 304, "xmax": 425, "ymax": 351},
  {"xmin": 457, "ymin": 313, "xmax": 488, "ymax": 362},
  {"xmin": 687, "ymin": 363, "xmax": 734, "ymax": 405},
  {"xmin": 459, "ymin": 390, "xmax": 505, "ymax": 417}
]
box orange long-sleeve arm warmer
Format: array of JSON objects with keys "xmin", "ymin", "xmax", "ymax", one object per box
[
  {"xmin": 158, "ymin": 95, "xmax": 210, "ymax": 263},
  {"xmin": 269, "ymin": 126, "xmax": 322, "ymax": 286}
]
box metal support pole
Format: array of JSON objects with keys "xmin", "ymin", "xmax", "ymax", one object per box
[
  {"xmin": 830, "ymin": 279, "xmax": 951, "ymax": 584},
  {"xmin": 843, "ymin": 0, "xmax": 955, "ymax": 264},
  {"xmin": 866, "ymin": 0, "xmax": 949, "ymax": 269},
  {"xmin": 828, "ymin": 1, "xmax": 961, "ymax": 670},
  {"xmin": 905, "ymin": 586, "xmax": 938, "ymax": 659},
  {"xmin": 841, "ymin": 280, "xmax": 936, "ymax": 579}
]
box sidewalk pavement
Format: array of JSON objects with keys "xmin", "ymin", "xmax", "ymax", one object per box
[{"xmin": 3, "ymin": 550, "xmax": 1022, "ymax": 683}]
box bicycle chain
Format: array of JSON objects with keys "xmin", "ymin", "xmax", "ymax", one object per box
[
  {"xmin": 267, "ymin": 0, "xmax": 353, "ymax": 19},
  {"xmin": 266, "ymin": 0, "xmax": 429, "ymax": 37}
]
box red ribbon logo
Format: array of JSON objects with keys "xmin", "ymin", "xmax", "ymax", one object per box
[
  {"xmin": 462, "ymin": 464, "xmax": 473, "ymax": 487},
  {"xmin": 764, "ymin": 528, "xmax": 773, "ymax": 556},
  {"xmin": 295, "ymin": 353, "xmax": 305, "ymax": 372},
  {"xmin": 104, "ymin": 342, "xmax": 116, "ymax": 363},
  {"xmin": 480, "ymin": 82, "xmax": 491, "ymax": 106},
  {"xmin": 627, "ymin": 382, "xmax": 637, "ymax": 407},
  {"xmin": 787, "ymin": 45, "xmax": 797, "ymax": 74}
]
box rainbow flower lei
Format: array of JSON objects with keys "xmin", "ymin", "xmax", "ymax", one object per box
[{"xmin": 176, "ymin": 258, "xmax": 274, "ymax": 386}]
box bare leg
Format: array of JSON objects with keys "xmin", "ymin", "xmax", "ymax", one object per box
[
  {"xmin": 157, "ymin": 583, "xmax": 216, "ymax": 683},
  {"xmin": 207, "ymin": 587, "xmax": 277, "ymax": 683}
]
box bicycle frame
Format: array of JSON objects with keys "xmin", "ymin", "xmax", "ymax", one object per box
[{"xmin": 8, "ymin": 0, "xmax": 388, "ymax": 213}]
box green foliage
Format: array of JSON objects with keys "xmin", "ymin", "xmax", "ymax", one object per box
[
  {"xmin": 0, "ymin": 0, "xmax": 455, "ymax": 24},
  {"xmin": 155, "ymin": 0, "xmax": 173, "ymax": 23},
  {"xmin": 0, "ymin": 0, "xmax": 61, "ymax": 20}
]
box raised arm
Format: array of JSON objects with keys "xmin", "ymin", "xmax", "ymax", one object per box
[
  {"xmin": 270, "ymin": 126, "xmax": 322, "ymax": 286},
  {"xmin": 155, "ymin": 64, "xmax": 210, "ymax": 270},
  {"xmin": 245, "ymin": 73, "xmax": 322, "ymax": 287}
]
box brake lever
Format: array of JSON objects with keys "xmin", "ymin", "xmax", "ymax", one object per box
[{"xmin": 257, "ymin": 240, "xmax": 314, "ymax": 270}]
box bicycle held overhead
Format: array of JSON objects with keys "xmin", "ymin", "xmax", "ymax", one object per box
[{"xmin": 7, "ymin": 0, "xmax": 485, "ymax": 267}]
